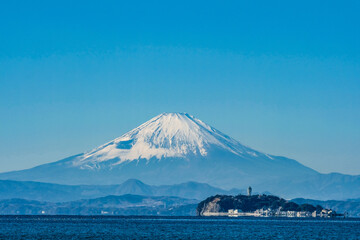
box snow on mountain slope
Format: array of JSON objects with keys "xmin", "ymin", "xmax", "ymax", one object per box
[{"xmin": 74, "ymin": 113, "xmax": 270, "ymax": 169}]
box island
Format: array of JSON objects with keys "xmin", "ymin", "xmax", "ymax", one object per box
[{"xmin": 197, "ymin": 187, "xmax": 345, "ymax": 218}]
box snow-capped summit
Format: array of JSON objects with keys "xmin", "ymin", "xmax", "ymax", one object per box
[{"xmin": 76, "ymin": 112, "xmax": 261, "ymax": 168}]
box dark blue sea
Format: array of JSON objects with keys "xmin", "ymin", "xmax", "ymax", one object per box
[{"xmin": 0, "ymin": 215, "xmax": 359, "ymax": 239}]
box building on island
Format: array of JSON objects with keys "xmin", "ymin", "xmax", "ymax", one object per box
[
  {"xmin": 228, "ymin": 209, "xmax": 242, "ymax": 217},
  {"xmin": 247, "ymin": 186, "xmax": 252, "ymax": 196}
]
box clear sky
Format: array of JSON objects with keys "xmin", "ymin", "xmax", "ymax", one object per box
[{"xmin": 0, "ymin": 0, "xmax": 359, "ymax": 174}]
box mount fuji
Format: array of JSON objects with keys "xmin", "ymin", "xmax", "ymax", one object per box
[{"xmin": 1, "ymin": 113, "xmax": 359, "ymax": 200}]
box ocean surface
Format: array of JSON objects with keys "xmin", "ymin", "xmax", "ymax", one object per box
[{"xmin": 0, "ymin": 216, "xmax": 359, "ymax": 239}]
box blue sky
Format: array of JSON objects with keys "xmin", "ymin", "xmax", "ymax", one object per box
[{"xmin": 0, "ymin": 0, "xmax": 359, "ymax": 174}]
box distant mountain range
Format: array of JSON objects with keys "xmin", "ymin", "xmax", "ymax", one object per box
[
  {"xmin": 1, "ymin": 193, "xmax": 360, "ymax": 217},
  {"xmin": 292, "ymin": 198, "xmax": 360, "ymax": 218},
  {"xmin": 2, "ymin": 178, "xmax": 360, "ymax": 217},
  {"xmin": 0, "ymin": 179, "xmax": 240, "ymax": 202},
  {"xmin": 0, "ymin": 195, "xmax": 198, "ymax": 216},
  {"xmin": 1, "ymin": 112, "xmax": 359, "ymax": 200}
]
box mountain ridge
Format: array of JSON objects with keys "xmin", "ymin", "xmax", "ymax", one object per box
[
  {"xmin": 0, "ymin": 194, "xmax": 198, "ymax": 216},
  {"xmin": 0, "ymin": 112, "xmax": 359, "ymax": 200},
  {"xmin": 0, "ymin": 178, "xmax": 240, "ymax": 202}
]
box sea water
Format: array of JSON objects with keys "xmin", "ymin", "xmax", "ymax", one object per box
[{"xmin": 0, "ymin": 216, "xmax": 359, "ymax": 239}]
